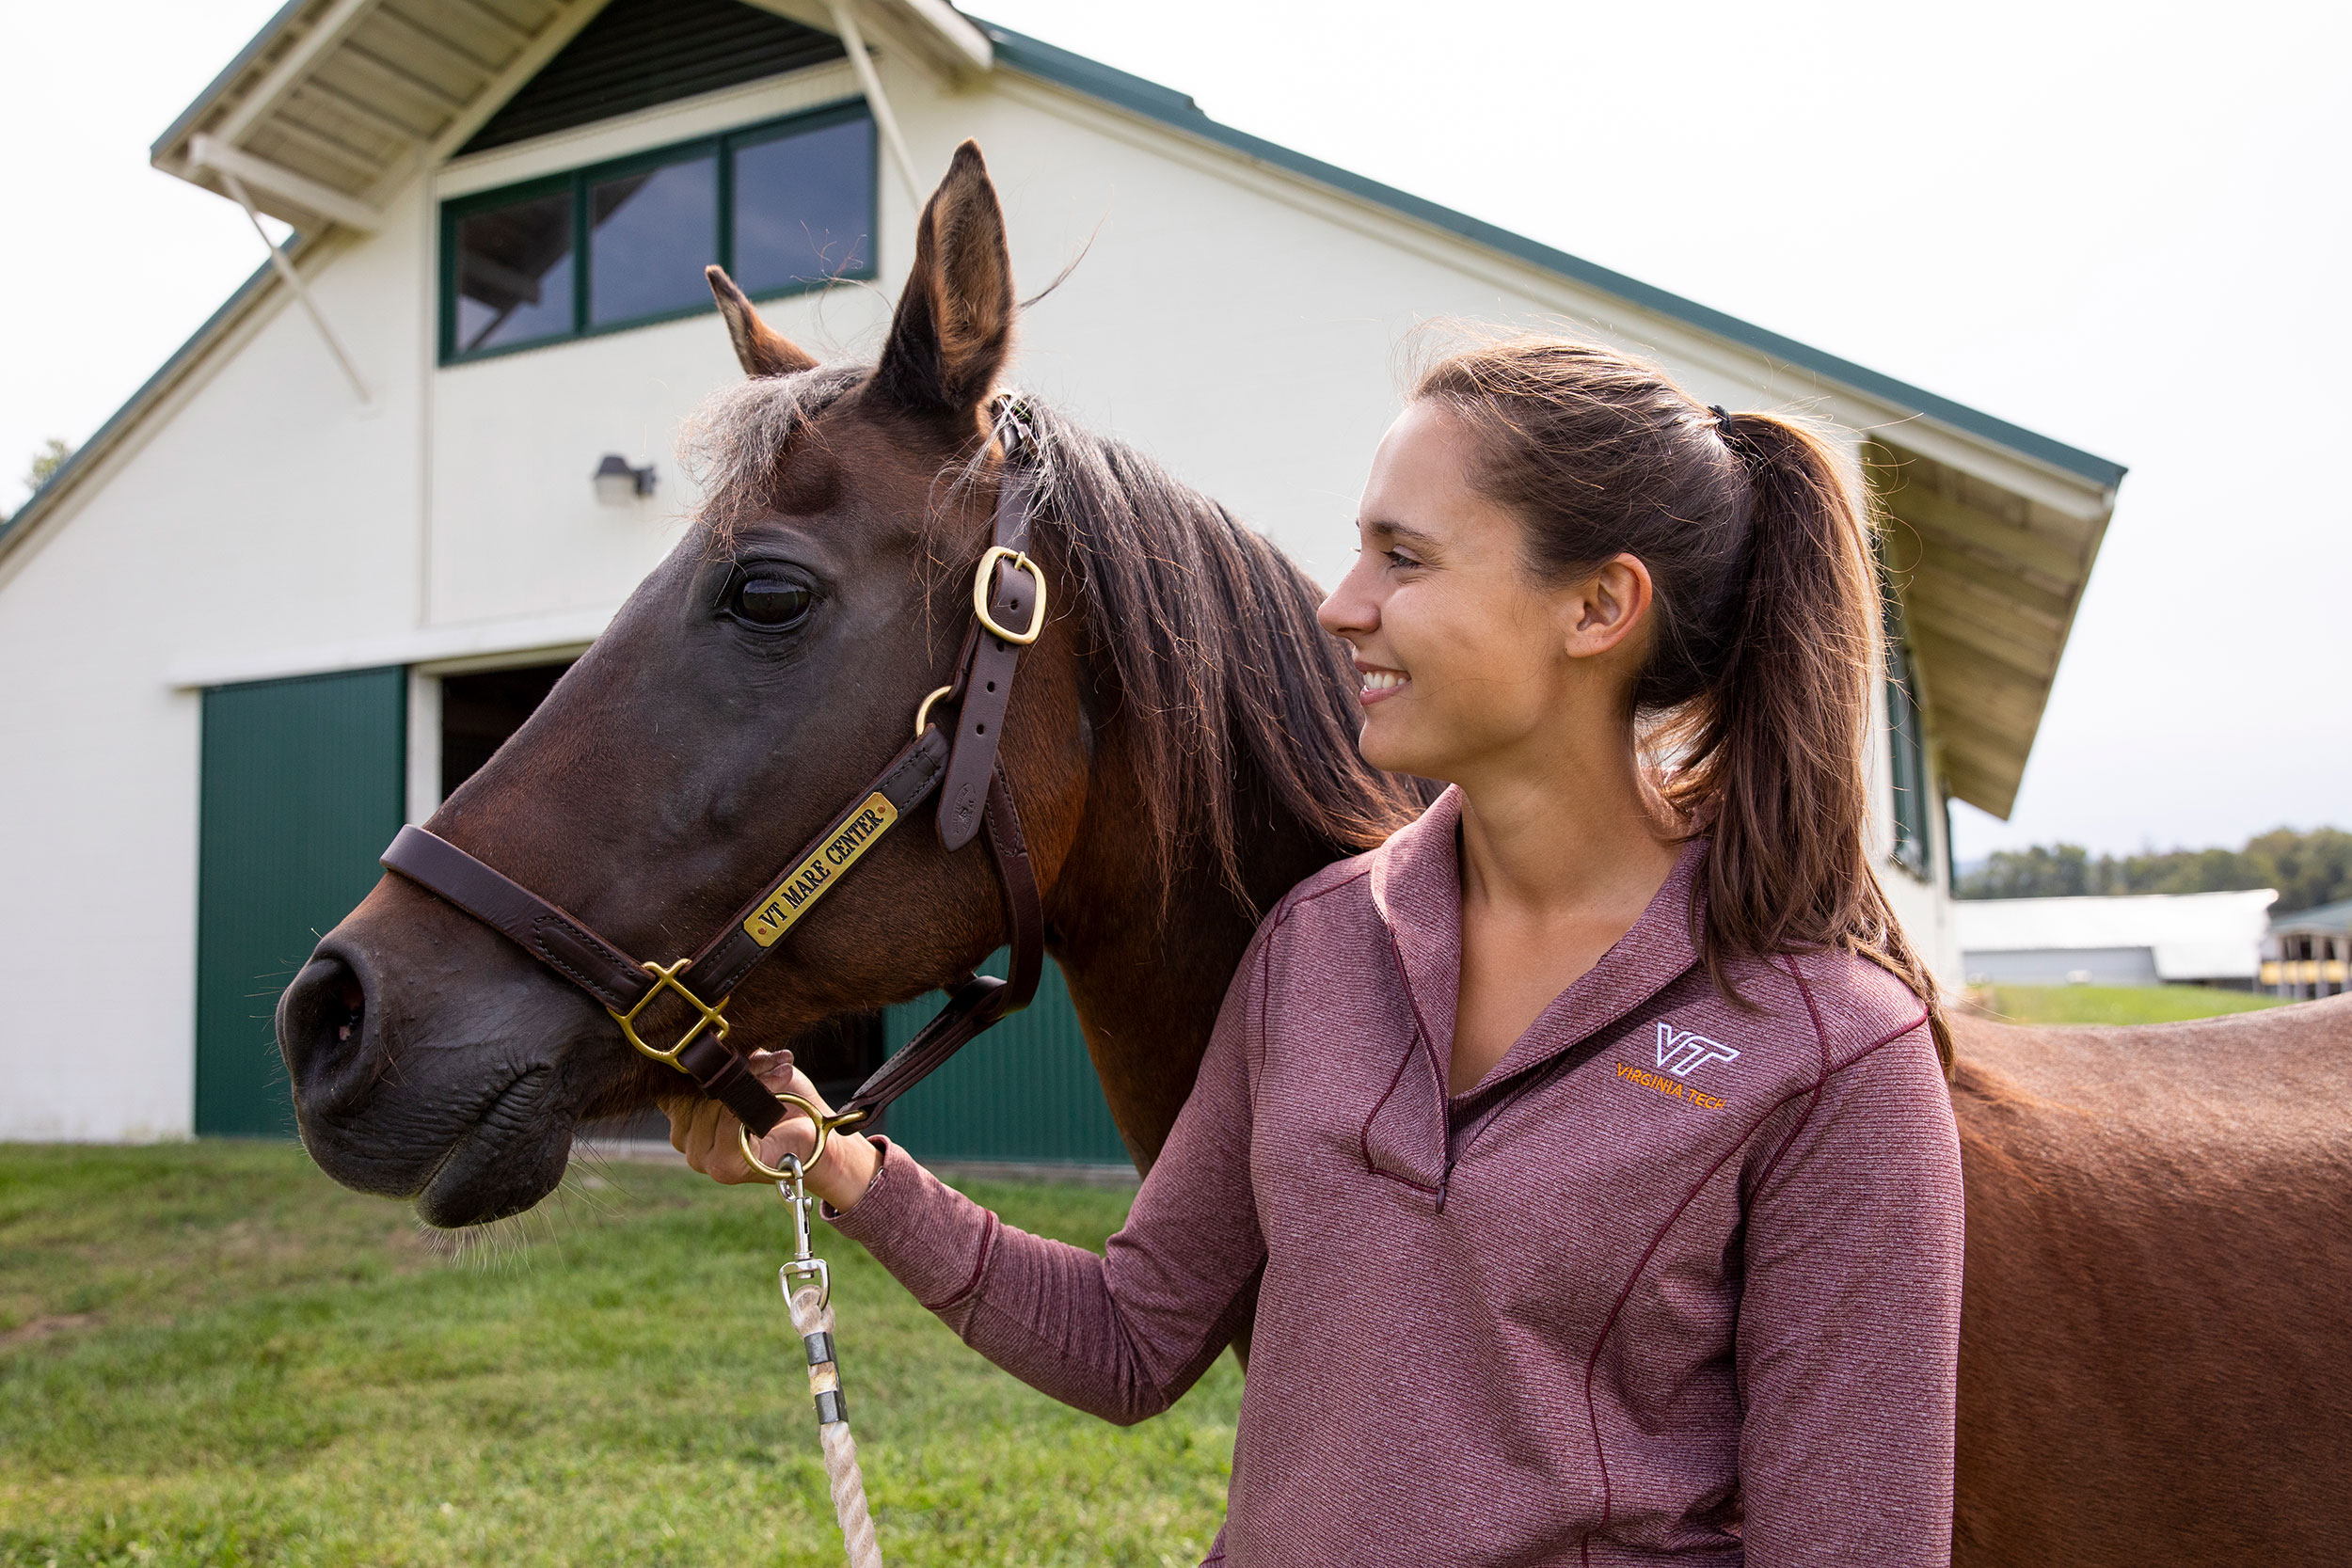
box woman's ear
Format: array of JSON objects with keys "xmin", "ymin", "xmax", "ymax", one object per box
[{"xmin": 1560, "ymin": 554, "xmax": 1654, "ymax": 660}]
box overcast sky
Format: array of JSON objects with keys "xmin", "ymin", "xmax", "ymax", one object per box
[{"xmin": 5, "ymin": 1, "xmax": 2344, "ymax": 860}]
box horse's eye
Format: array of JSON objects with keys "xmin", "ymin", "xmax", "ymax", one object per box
[{"xmin": 732, "ymin": 578, "xmax": 814, "ymax": 629}]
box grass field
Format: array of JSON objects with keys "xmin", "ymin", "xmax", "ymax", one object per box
[
  {"xmin": 1966, "ymin": 983, "xmax": 2292, "ymax": 1026},
  {"xmin": 0, "ymin": 1143, "xmax": 1232, "ymax": 1568}
]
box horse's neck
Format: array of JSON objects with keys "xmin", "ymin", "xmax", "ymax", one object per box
[{"xmin": 1046, "ymin": 755, "xmax": 1349, "ymax": 1172}]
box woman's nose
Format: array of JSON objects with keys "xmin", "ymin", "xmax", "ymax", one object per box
[{"xmin": 1316, "ymin": 554, "xmax": 1379, "ymax": 639}]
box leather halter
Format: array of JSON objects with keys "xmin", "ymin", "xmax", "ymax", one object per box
[{"xmin": 378, "ymin": 416, "xmax": 1050, "ymax": 1142}]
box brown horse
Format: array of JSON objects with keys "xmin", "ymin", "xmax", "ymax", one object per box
[
  {"xmin": 1947, "ymin": 1003, "xmax": 2352, "ymax": 1565},
  {"xmin": 277, "ymin": 143, "xmax": 2350, "ymax": 1564}
]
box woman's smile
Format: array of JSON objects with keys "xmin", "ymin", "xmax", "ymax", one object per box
[{"xmin": 1357, "ymin": 662, "xmax": 1409, "ymax": 704}]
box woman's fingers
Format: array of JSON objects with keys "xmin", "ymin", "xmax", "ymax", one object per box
[
  {"xmin": 660, "ymin": 1094, "xmax": 752, "ymax": 1183},
  {"xmin": 655, "ymin": 1051, "xmax": 867, "ymax": 1196},
  {"xmin": 661, "ymin": 1095, "xmax": 695, "ymax": 1156},
  {"xmin": 682, "ymin": 1099, "xmax": 725, "ymax": 1174}
]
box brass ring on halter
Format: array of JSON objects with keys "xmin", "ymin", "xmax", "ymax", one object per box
[
  {"xmin": 913, "ymin": 684, "xmax": 955, "ymax": 739},
  {"xmin": 739, "ymin": 1091, "xmax": 834, "ymax": 1179}
]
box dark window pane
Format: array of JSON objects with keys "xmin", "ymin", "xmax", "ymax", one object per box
[
  {"xmin": 454, "ymin": 192, "xmax": 574, "ymax": 353},
  {"xmin": 732, "ymin": 116, "xmax": 873, "ymax": 293},
  {"xmin": 589, "ymin": 154, "xmax": 719, "ymax": 325}
]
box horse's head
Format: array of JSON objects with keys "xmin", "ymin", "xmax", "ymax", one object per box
[{"xmin": 277, "ymin": 144, "xmax": 1089, "ymax": 1226}]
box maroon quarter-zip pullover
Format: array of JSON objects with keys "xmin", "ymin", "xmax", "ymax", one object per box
[{"xmin": 831, "ymin": 788, "xmax": 1964, "ymax": 1565}]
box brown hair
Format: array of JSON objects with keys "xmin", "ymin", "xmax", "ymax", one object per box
[{"xmin": 1415, "ymin": 337, "xmax": 1952, "ymax": 1070}]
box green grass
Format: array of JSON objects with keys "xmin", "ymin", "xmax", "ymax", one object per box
[
  {"xmin": 0, "ymin": 1143, "xmax": 1233, "ymax": 1567},
  {"xmin": 1969, "ymin": 983, "xmax": 2293, "ymax": 1026}
]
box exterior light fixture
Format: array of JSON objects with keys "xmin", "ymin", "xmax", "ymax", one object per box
[{"xmin": 594, "ymin": 453, "xmax": 657, "ymax": 505}]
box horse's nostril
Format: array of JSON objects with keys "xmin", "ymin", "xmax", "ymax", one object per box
[{"xmin": 278, "ymin": 954, "xmax": 371, "ymax": 1088}]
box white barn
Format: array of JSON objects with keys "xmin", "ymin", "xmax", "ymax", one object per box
[
  {"xmin": 0, "ymin": 0, "xmax": 2124, "ymax": 1143},
  {"xmin": 1958, "ymin": 890, "xmax": 2279, "ymax": 989}
]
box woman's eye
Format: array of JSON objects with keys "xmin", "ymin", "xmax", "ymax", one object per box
[
  {"xmin": 732, "ymin": 578, "xmax": 814, "ymax": 628},
  {"xmin": 1385, "ymin": 549, "xmax": 1422, "ymax": 570}
]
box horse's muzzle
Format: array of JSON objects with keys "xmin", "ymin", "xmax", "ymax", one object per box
[{"xmin": 278, "ymin": 933, "xmax": 582, "ymax": 1225}]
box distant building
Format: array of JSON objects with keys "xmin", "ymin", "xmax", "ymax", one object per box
[
  {"xmin": 2262, "ymin": 898, "xmax": 2351, "ymax": 1000},
  {"xmin": 1958, "ymin": 890, "xmax": 2278, "ymax": 989}
]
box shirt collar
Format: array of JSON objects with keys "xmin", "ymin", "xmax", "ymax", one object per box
[{"xmin": 1370, "ymin": 784, "xmax": 1711, "ymax": 1094}]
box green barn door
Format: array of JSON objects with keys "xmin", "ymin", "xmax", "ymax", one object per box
[
  {"xmin": 196, "ymin": 667, "xmax": 406, "ymax": 1136},
  {"xmin": 882, "ymin": 952, "xmax": 1129, "ymax": 1166}
]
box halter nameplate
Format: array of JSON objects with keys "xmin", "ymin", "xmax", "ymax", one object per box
[{"xmin": 743, "ymin": 793, "xmax": 899, "ymax": 947}]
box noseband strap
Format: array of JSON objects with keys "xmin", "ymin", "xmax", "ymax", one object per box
[{"xmin": 380, "ymin": 429, "xmax": 1049, "ymax": 1142}]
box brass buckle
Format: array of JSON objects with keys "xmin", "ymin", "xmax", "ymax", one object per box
[
  {"xmin": 608, "ymin": 958, "xmax": 731, "ymax": 1066},
  {"xmin": 972, "ymin": 546, "xmax": 1047, "ymax": 645}
]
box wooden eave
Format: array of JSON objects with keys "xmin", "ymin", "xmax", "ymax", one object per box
[
  {"xmin": 1869, "ymin": 440, "xmax": 2114, "ymax": 820},
  {"xmin": 147, "ymin": 0, "xmax": 990, "ymax": 231}
]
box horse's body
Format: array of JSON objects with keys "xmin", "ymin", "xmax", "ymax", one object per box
[
  {"xmin": 1948, "ymin": 1003, "xmax": 2352, "ymax": 1565},
  {"xmin": 277, "ymin": 143, "xmax": 2350, "ymax": 1563}
]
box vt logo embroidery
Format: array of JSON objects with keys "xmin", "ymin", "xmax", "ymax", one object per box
[{"xmin": 1655, "ymin": 1022, "xmax": 1740, "ymax": 1079}]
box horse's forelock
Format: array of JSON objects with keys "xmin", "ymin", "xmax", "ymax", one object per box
[{"xmin": 680, "ymin": 364, "xmax": 866, "ymax": 546}]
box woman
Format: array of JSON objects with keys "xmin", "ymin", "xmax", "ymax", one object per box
[{"xmin": 669, "ymin": 337, "xmax": 1964, "ymax": 1565}]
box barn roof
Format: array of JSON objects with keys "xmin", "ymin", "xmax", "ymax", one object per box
[
  {"xmin": 2273, "ymin": 897, "xmax": 2352, "ymax": 937},
  {"xmin": 6, "ymin": 0, "xmax": 2123, "ymax": 820}
]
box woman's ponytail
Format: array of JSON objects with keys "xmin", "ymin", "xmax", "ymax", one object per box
[
  {"xmin": 1699, "ymin": 414, "xmax": 1953, "ymax": 1069},
  {"xmin": 1417, "ymin": 340, "xmax": 1953, "ymax": 1071}
]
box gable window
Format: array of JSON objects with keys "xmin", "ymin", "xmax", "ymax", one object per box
[
  {"xmin": 440, "ymin": 103, "xmax": 874, "ymax": 364},
  {"xmin": 1885, "ymin": 633, "xmax": 1932, "ymax": 879}
]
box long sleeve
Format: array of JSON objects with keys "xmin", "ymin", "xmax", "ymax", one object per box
[
  {"xmin": 1734, "ymin": 1023, "xmax": 1965, "ymax": 1565},
  {"xmin": 826, "ymin": 940, "xmax": 1270, "ymax": 1425}
]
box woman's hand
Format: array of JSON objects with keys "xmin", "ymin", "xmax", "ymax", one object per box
[{"xmin": 660, "ymin": 1049, "xmax": 882, "ymax": 1212}]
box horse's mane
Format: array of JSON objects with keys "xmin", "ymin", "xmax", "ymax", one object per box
[
  {"xmin": 684, "ymin": 368, "xmax": 1426, "ymax": 912},
  {"xmin": 1000, "ymin": 395, "xmax": 1427, "ymax": 909}
]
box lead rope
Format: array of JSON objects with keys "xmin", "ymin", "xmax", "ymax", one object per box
[{"xmin": 776, "ymin": 1157, "xmax": 884, "ymax": 1568}]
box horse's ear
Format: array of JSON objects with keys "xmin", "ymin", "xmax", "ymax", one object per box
[
  {"xmin": 706, "ymin": 265, "xmax": 818, "ymax": 377},
  {"xmin": 871, "ymin": 140, "xmax": 1013, "ymax": 420}
]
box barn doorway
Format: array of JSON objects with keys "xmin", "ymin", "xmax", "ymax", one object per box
[{"xmin": 437, "ymin": 661, "xmax": 572, "ymax": 800}]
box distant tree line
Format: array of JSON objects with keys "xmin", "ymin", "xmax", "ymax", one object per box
[{"xmin": 1958, "ymin": 827, "xmax": 2352, "ymax": 913}]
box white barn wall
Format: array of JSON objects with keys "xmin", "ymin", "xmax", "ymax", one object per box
[
  {"xmin": 1, "ymin": 48, "xmax": 1969, "ymax": 1139},
  {"xmin": 0, "ymin": 203, "xmax": 427, "ymax": 1137}
]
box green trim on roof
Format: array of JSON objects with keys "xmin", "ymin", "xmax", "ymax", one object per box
[
  {"xmin": 977, "ymin": 20, "xmax": 2127, "ymax": 491},
  {"xmin": 1, "ymin": 253, "xmax": 282, "ymax": 558}
]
